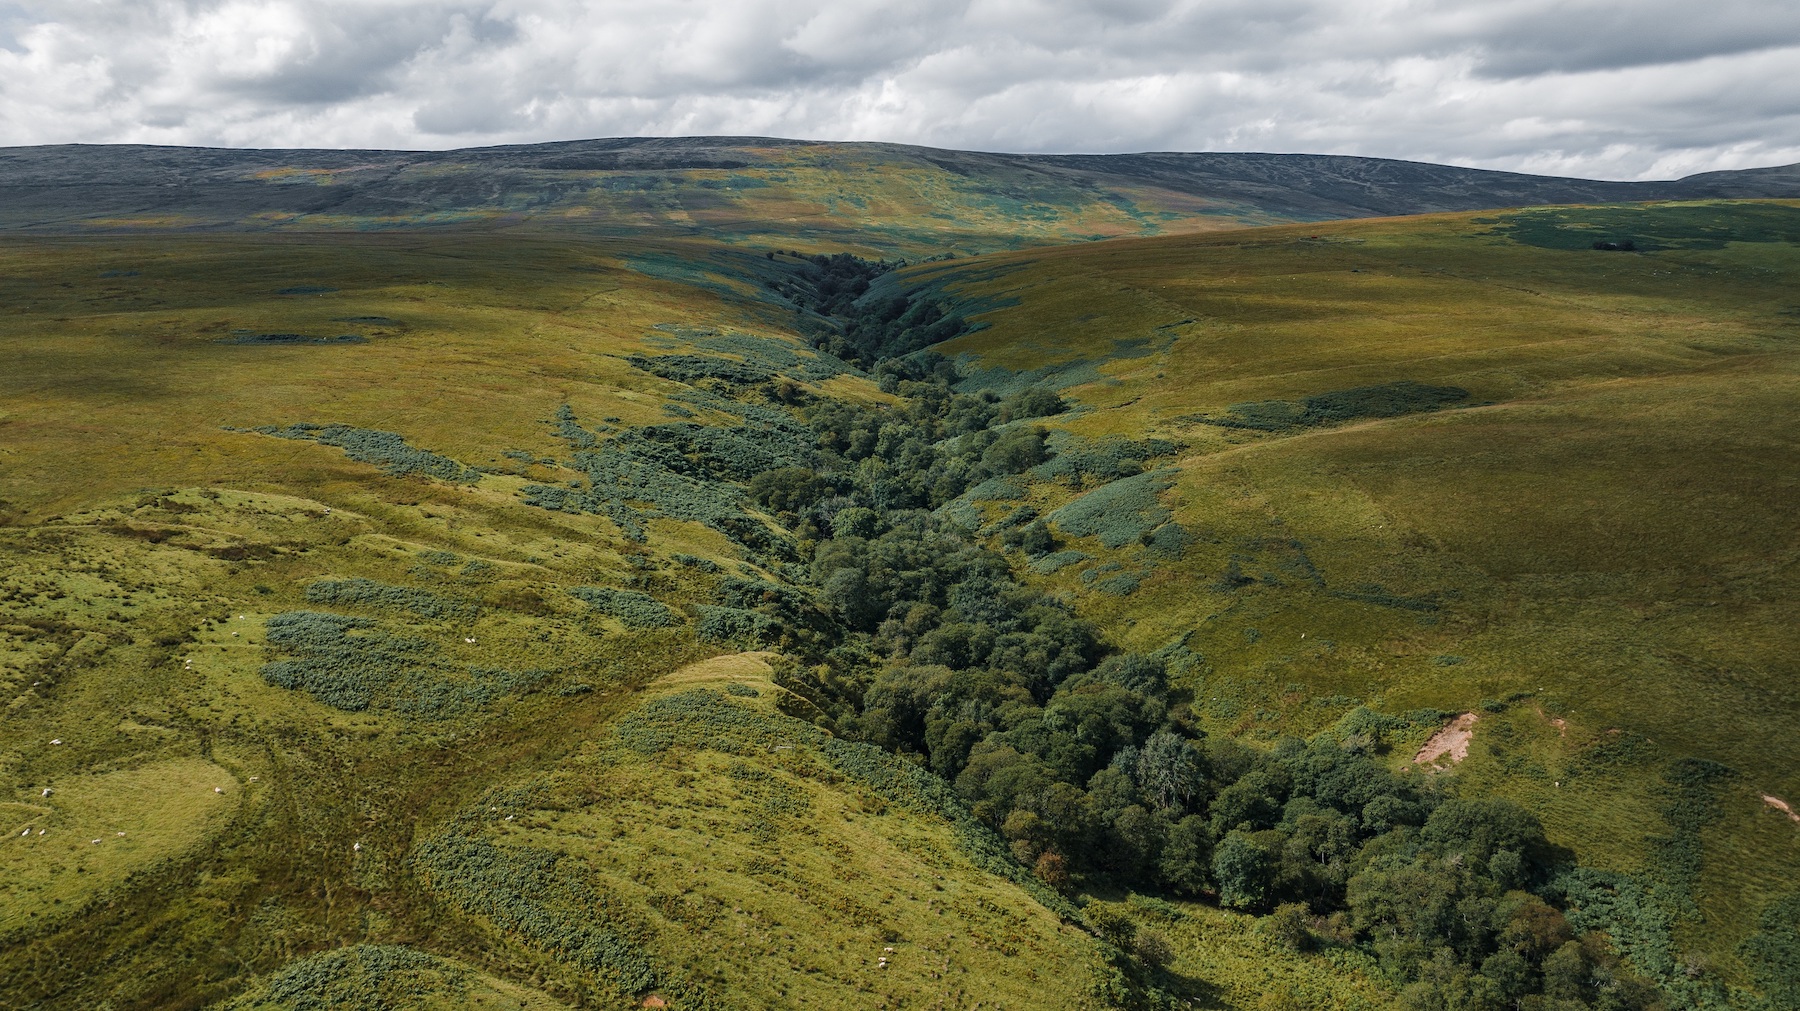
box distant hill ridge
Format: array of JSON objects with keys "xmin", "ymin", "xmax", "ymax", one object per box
[{"xmin": 2, "ymin": 136, "xmax": 1796, "ymax": 247}]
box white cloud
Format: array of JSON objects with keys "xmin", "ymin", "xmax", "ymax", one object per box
[{"xmin": 0, "ymin": 0, "xmax": 1796, "ymax": 178}]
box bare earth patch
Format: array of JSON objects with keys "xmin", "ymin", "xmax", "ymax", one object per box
[
  {"xmin": 1762, "ymin": 794, "xmax": 1800, "ymax": 824},
  {"xmin": 1414, "ymin": 712, "xmax": 1479, "ymax": 766}
]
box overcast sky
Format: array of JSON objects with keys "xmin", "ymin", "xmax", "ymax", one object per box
[{"xmin": 1, "ymin": 0, "xmax": 1797, "ymax": 180}]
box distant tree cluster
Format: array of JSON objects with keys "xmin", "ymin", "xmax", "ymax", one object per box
[{"xmin": 764, "ymin": 252, "xmax": 974, "ymax": 364}]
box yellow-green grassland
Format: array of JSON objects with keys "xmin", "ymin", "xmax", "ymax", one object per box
[{"xmin": 1, "ymin": 194, "xmax": 1797, "ymax": 1010}]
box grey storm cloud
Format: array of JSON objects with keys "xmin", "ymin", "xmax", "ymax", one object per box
[{"xmin": 0, "ymin": 0, "xmax": 1796, "ymax": 179}]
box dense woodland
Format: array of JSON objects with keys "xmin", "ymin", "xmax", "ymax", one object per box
[{"xmin": 771, "ymin": 362, "xmax": 1671, "ymax": 1011}]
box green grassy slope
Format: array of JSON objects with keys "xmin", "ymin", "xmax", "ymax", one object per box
[
  {"xmin": 1, "ymin": 201, "xmax": 1796, "ymax": 1009},
  {"xmin": 0, "ymin": 230, "xmax": 1161, "ymax": 1008},
  {"xmin": 918, "ymin": 200, "xmax": 1800, "ymax": 973}
]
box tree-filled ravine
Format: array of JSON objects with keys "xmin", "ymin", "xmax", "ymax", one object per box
[
  {"xmin": 481, "ymin": 259, "xmax": 1790, "ymax": 1011},
  {"xmin": 762, "ymin": 249, "xmax": 977, "ymax": 365},
  {"xmin": 446, "ymin": 250, "xmax": 1800, "ymax": 1000}
]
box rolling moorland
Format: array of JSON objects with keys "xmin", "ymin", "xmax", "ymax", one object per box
[
  {"xmin": 0, "ymin": 141, "xmax": 1797, "ymax": 1010},
  {"xmin": 5, "ymin": 136, "xmax": 1800, "ymax": 251}
]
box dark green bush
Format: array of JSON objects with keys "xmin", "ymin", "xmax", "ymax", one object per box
[
  {"xmin": 1742, "ymin": 893, "xmax": 1800, "ymax": 1008},
  {"xmin": 1206, "ymin": 381, "xmax": 1468, "ymax": 432},
  {"xmin": 695, "ymin": 605, "xmax": 780, "ymax": 646}
]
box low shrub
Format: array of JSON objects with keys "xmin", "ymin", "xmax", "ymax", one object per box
[
  {"xmin": 260, "ymin": 611, "xmax": 429, "ymax": 712},
  {"xmin": 260, "ymin": 611, "xmax": 539, "ymax": 717},
  {"xmin": 1204, "ymin": 381, "xmax": 1469, "ymax": 432},
  {"xmin": 694, "ymin": 605, "xmax": 780, "ymax": 647},
  {"xmin": 254, "ymin": 423, "xmax": 481, "ymax": 483},
  {"xmin": 571, "ymin": 586, "xmax": 682, "ymax": 629},
  {"xmin": 1096, "ymin": 573, "xmax": 1143, "ymax": 596},
  {"xmin": 692, "ymin": 331, "xmax": 860, "ymax": 383},
  {"xmin": 1141, "ymin": 522, "xmax": 1192, "ymax": 560},
  {"xmin": 554, "ymin": 403, "xmax": 598, "ymax": 448},
  {"xmin": 305, "ymin": 578, "xmax": 471, "ymax": 620},
  {"xmin": 964, "ymin": 474, "xmax": 1028, "ymax": 501},
  {"xmin": 1031, "ymin": 435, "xmax": 1177, "ymax": 486},
  {"xmin": 412, "ymin": 834, "xmax": 662, "ymax": 997},
  {"xmin": 228, "ymin": 944, "xmax": 450, "ymax": 1010},
  {"xmin": 521, "ymin": 404, "xmax": 803, "ymax": 556},
  {"xmin": 1048, "ymin": 469, "xmax": 1176, "ymax": 548},
  {"xmin": 1030, "ymin": 550, "xmax": 1090, "ymax": 574},
  {"xmin": 671, "ymin": 552, "xmax": 721, "ymax": 572},
  {"xmin": 628, "ymin": 353, "xmax": 773, "ymax": 386}
]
